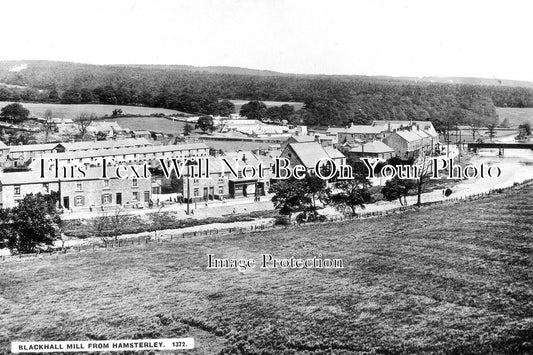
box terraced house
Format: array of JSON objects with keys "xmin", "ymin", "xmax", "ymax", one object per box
[
  {"xmin": 4, "ymin": 138, "xmax": 152, "ymax": 169},
  {"xmin": 0, "ymin": 166, "xmax": 153, "ymax": 211}
]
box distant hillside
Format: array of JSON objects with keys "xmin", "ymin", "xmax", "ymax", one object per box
[
  {"xmin": 120, "ymin": 64, "xmax": 285, "ymax": 77},
  {"xmin": 3, "ymin": 59, "xmax": 533, "ymax": 128},
  {"xmin": 399, "ymin": 76, "xmax": 533, "ymax": 89}
]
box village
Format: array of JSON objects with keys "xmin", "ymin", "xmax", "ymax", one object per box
[{"xmin": 0, "ymin": 108, "xmax": 445, "ymax": 216}]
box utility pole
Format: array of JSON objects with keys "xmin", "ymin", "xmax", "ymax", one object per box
[
  {"xmin": 185, "ymin": 159, "xmax": 198, "ymax": 215},
  {"xmin": 446, "ymin": 121, "xmax": 450, "ymax": 159}
]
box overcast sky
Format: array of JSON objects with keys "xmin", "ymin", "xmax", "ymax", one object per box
[{"xmin": 1, "ymin": 0, "xmax": 532, "ymax": 81}]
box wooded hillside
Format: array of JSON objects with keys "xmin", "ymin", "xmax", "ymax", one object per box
[{"xmin": 1, "ymin": 60, "xmax": 532, "ymax": 128}]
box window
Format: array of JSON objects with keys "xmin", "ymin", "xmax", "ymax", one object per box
[
  {"xmin": 132, "ymin": 178, "xmax": 138, "ymax": 187},
  {"xmin": 102, "ymin": 194, "xmax": 111, "ymax": 204},
  {"xmin": 132, "ymin": 192, "xmax": 139, "ymax": 201},
  {"xmin": 193, "ymin": 179, "xmax": 199, "ymax": 184},
  {"xmin": 75, "ymin": 196, "xmax": 84, "ymax": 206},
  {"xmin": 103, "ymin": 179, "xmax": 110, "ymax": 188},
  {"xmin": 218, "ymin": 187, "xmax": 224, "ymax": 195},
  {"xmin": 144, "ymin": 191, "xmax": 150, "ymax": 202},
  {"xmin": 193, "ymin": 188, "xmax": 199, "ymax": 197},
  {"xmin": 43, "ymin": 183, "xmax": 49, "ymax": 193},
  {"xmin": 14, "ymin": 185, "xmax": 21, "ymax": 195},
  {"xmin": 76, "ymin": 182, "xmax": 82, "ymax": 191}
]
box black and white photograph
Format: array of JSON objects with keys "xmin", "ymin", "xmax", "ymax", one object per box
[{"xmin": 1, "ymin": 0, "xmax": 532, "ymax": 354}]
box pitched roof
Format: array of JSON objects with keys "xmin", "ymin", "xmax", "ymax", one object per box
[
  {"xmin": 0, "ymin": 171, "xmax": 58, "ymax": 185},
  {"xmin": 0, "ymin": 140, "xmax": 7, "ymax": 149},
  {"xmin": 326, "ymin": 127, "xmax": 345, "ymax": 135},
  {"xmin": 348, "ymin": 141, "xmax": 395, "ymax": 154},
  {"xmin": 37, "ymin": 143, "xmax": 209, "ymax": 161},
  {"xmin": 290, "ymin": 135, "xmax": 316, "ymax": 143},
  {"xmin": 0, "ymin": 166, "xmax": 143, "ymax": 185},
  {"xmin": 324, "ymin": 146, "xmax": 346, "ymax": 159},
  {"xmin": 342, "ymin": 125, "xmax": 384, "ymax": 134},
  {"xmin": 8, "ymin": 143, "xmax": 65, "ymax": 153},
  {"xmin": 394, "ymin": 130, "xmax": 422, "ymax": 142},
  {"xmin": 7, "ymin": 138, "xmax": 151, "ymax": 153},
  {"xmin": 412, "ymin": 130, "xmax": 430, "ymax": 139},
  {"xmin": 373, "ymin": 120, "xmax": 438, "ymax": 135},
  {"xmin": 66, "ymin": 138, "xmax": 151, "ymax": 151},
  {"xmin": 286, "ymin": 142, "xmax": 344, "ymax": 168}
]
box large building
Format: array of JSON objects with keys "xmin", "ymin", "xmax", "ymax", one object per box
[
  {"xmin": 338, "ymin": 125, "xmax": 386, "ymax": 144},
  {"xmin": 341, "ymin": 141, "xmax": 395, "ymax": 161},
  {"xmin": 5, "ymin": 138, "xmax": 152, "ymax": 168},
  {"xmin": 33, "ymin": 143, "xmax": 210, "ymax": 172},
  {"xmin": 0, "ymin": 166, "xmax": 153, "ymax": 211},
  {"xmin": 383, "ymin": 130, "xmax": 427, "ymax": 159},
  {"xmin": 280, "ymin": 141, "xmax": 346, "ymax": 174}
]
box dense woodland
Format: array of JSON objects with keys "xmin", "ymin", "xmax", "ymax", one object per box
[{"xmin": 1, "ymin": 60, "xmax": 533, "ymax": 129}]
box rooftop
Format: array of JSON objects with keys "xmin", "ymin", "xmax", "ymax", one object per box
[{"xmin": 348, "ymin": 141, "xmax": 395, "ymax": 154}]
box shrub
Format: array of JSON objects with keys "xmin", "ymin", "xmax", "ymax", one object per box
[{"xmin": 273, "ymin": 215, "xmax": 290, "ymax": 226}]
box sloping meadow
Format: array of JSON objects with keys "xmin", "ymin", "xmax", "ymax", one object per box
[{"xmin": 1, "ymin": 187, "xmax": 532, "ymax": 354}]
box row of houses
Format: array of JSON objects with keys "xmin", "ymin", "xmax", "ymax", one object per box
[
  {"xmin": 316, "ymin": 120, "xmax": 440, "ymax": 160},
  {"xmin": 0, "ymin": 136, "xmax": 347, "ymax": 212}
]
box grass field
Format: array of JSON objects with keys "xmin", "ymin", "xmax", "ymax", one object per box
[
  {"xmin": 1, "ymin": 187, "xmax": 532, "ymax": 354},
  {"xmin": 496, "ymin": 107, "xmax": 533, "ymax": 128},
  {"xmin": 228, "ymin": 100, "xmax": 304, "ymax": 113},
  {"xmin": 0, "ymin": 101, "xmax": 181, "ymax": 119},
  {"xmin": 102, "ymin": 116, "xmax": 187, "ymax": 133}
]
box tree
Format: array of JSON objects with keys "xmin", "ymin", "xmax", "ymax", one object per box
[
  {"xmin": 108, "ymin": 208, "xmax": 130, "ymax": 242},
  {"xmin": 302, "ymin": 173, "xmax": 329, "ymax": 219},
  {"xmin": 499, "ymin": 117, "xmax": 510, "ymax": 128},
  {"xmin": 96, "ymin": 131, "xmax": 107, "ymax": 141},
  {"xmin": 328, "ymin": 160, "xmax": 373, "ymax": 215},
  {"xmin": 91, "ymin": 208, "xmax": 130, "ymax": 246},
  {"xmin": 195, "ymin": 116, "xmax": 215, "ymax": 133},
  {"xmin": 469, "ymin": 116, "xmax": 484, "ymax": 141},
  {"xmin": 112, "ymin": 108, "xmax": 123, "ymax": 117},
  {"xmin": 518, "ymin": 123, "xmax": 531, "ymax": 136},
  {"xmin": 0, "ymin": 103, "xmax": 30, "ymax": 124},
  {"xmin": 415, "ymin": 153, "xmax": 432, "ymax": 206},
  {"xmin": 269, "ymin": 177, "xmax": 310, "ymax": 223},
  {"xmin": 74, "ymin": 112, "xmax": 96, "ymax": 139},
  {"xmin": 4, "ymin": 193, "xmax": 61, "ymax": 254},
  {"xmin": 48, "ymin": 87, "xmax": 60, "ymax": 102},
  {"xmin": 240, "ymin": 101, "xmax": 267, "ymax": 120},
  {"xmin": 381, "ymin": 177, "xmax": 416, "ymax": 206},
  {"xmin": 149, "ymin": 206, "xmax": 169, "ymax": 239},
  {"xmin": 43, "ymin": 109, "xmax": 55, "ymax": 143},
  {"xmin": 486, "ymin": 123, "xmax": 496, "ymax": 142},
  {"xmin": 265, "ymin": 104, "xmax": 295, "ymax": 122},
  {"xmin": 215, "ymin": 100, "xmax": 235, "ymax": 116},
  {"xmin": 60, "ymin": 88, "xmax": 81, "ymax": 104},
  {"xmin": 91, "ymin": 212, "xmax": 112, "ymax": 246},
  {"xmin": 183, "ymin": 123, "xmax": 193, "ymax": 136}
]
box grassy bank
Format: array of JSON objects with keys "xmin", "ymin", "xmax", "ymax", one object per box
[
  {"xmin": 1, "ymin": 186, "xmax": 532, "ymax": 354},
  {"xmin": 0, "ymin": 101, "xmax": 181, "ymax": 118}
]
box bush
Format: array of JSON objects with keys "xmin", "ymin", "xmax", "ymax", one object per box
[
  {"xmin": 273, "ymin": 215, "xmax": 290, "ymax": 226},
  {"xmin": 444, "ymin": 188, "xmax": 453, "ymax": 197}
]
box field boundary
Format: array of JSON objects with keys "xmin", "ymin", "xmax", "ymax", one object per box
[{"xmin": 2, "ymin": 178, "xmax": 533, "ymax": 263}]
